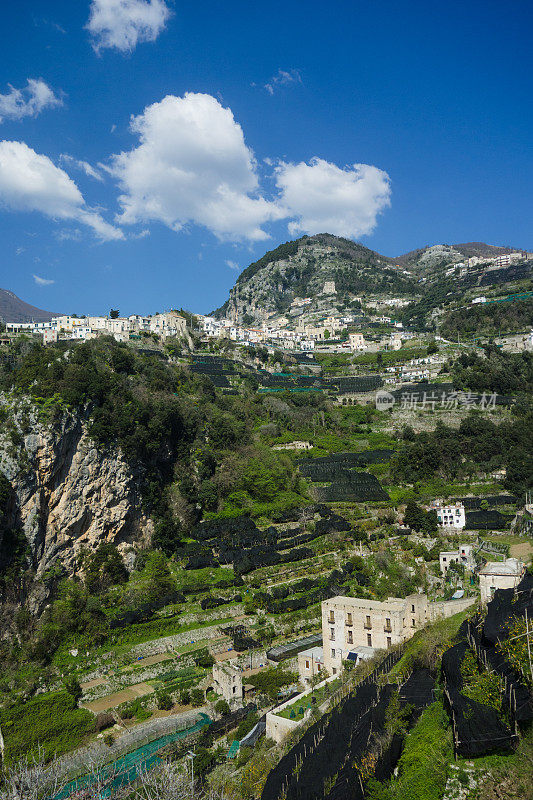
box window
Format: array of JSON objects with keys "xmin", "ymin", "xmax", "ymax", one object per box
[
  {"xmin": 317, "ymin": 664, "xmax": 321, "ymax": 671},
  {"xmin": 331, "ymin": 648, "xmax": 335, "ymax": 658},
  {"xmin": 387, "ymin": 637, "xmax": 391, "ymax": 648},
  {"xmin": 328, "ymin": 611, "xmax": 335, "ymax": 623},
  {"xmin": 443, "ymin": 557, "xmax": 446, "ymax": 562},
  {"xmin": 305, "ymin": 660, "xmax": 310, "ymax": 669},
  {"xmin": 367, "ymin": 634, "xmax": 372, "ymax": 647},
  {"xmin": 412, "ymin": 618, "xmax": 416, "ymax": 627},
  {"xmin": 411, "ymin": 604, "xmax": 415, "ymax": 613},
  {"xmin": 347, "ymin": 630, "xmax": 353, "ymax": 644},
  {"xmin": 385, "ymin": 617, "xmax": 391, "ymax": 632},
  {"xmin": 330, "ymin": 628, "xmax": 335, "ymax": 641},
  {"xmin": 232, "ymin": 686, "xmax": 236, "ymax": 694},
  {"xmin": 347, "ymin": 612, "xmax": 353, "ymax": 626},
  {"xmin": 365, "ymin": 615, "xmax": 372, "ymax": 629},
  {"xmin": 333, "ymin": 668, "xmax": 337, "ymax": 675}
]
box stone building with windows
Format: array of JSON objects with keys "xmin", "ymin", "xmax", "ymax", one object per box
[
  {"xmin": 297, "ymin": 646, "xmax": 324, "ymax": 685},
  {"xmin": 478, "ymin": 559, "xmax": 525, "ymax": 605},
  {"xmin": 212, "ymin": 662, "xmax": 243, "ymax": 707},
  {"xmin": 431, "ymin": 501, "xmax": 466, "ymax": 529},
  {"xmin": 321, "ymin": 592, "xmax": 476, "ymax": 676},
  {"xmin": 439, "ymin": 544, "xmax": 476, "ymax": 576}
]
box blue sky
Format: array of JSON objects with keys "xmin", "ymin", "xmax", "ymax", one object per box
[{"xmin": 1, "ymin": 0, "xmax": 532, "ymax": 316}]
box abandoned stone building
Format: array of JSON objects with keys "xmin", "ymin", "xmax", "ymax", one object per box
[{"xmin": 321, "ymin": 593, "xmax": 475, "ymax": 675}]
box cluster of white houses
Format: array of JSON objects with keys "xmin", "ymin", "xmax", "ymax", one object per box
[{"xmin": 6, "ymin": 311, "xmax": 187, "ymax": 343}]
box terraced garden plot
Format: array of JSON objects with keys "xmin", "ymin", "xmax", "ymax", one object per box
[{"xmin": 83, "ymin": 683, "xmax": 155, "ymax": 714}]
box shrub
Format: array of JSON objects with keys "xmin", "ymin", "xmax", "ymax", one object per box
[
  {"xmin": 156, "ymin": 691, "xmax": 174, "ymax": 711},
  {"xmin": 214, "ymin": 699, "xmax": 230, "ymax": 715},
  {"xmin": 190, "ymin": 688, "xmax": 204, "ymax": 707},
  {"xmin": 0, "ymin": 692, "xmax": 94, "ymax": 763}
]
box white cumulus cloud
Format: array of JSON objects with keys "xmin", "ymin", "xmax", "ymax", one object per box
[
  {"xmin": 33, "ymin": 274, "xmax": 55, "ymax": 286},
  {"xmin": 60, "ymin": 154, "xmax": 104, "ymax": 181},
  {"xmin": 0, "ymin": 79, "xmax": 62, "ymax": 124},
  {"xmin": 275, "ymin": 158, "xmax": 391, "ymax": 238},
  {"xmin": 110, "ymin": 92, "xmax": 284, "ymax": 241},
  {"xmin": 87, "ymin": 0, "xmax": 171, "ymax": 52},
  {"xmin": 0, "ymin": 140, "xmax": 123, "ymax": 241}
]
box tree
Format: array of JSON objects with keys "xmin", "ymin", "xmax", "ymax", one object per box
[
  {"xmin": 156, "ymin": 690, "xmax": 173, "ymax": 711},
  {"xmin": 83, "ymin": 543, "xmax": 128, "ymax": 594},
  {"xmin": 190, "ymin": 688, "xmax": 204, "ymax": 706},
  {"xmin": 110, "ymin": 309, "xmax": 119, "ymax": 319},
  {"xmin": 214, "ymin": 699, "xmax": 230, "ymax": 715},
  {"xmin": 64, "ymin": 677, "xmax": 82, "ymax": 705},
  {"xmin": 179, "ymin": 689, "xmax": 191, "ymax": 705}
]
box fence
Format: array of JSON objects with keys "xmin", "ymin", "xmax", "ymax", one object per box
[
  {"xmin": 55, "ymin": 711, "xmax": 208, "ymax": 785},
  {"xmin": 260, "ymin": 646, "xmax": 406, "ymax": 800}
]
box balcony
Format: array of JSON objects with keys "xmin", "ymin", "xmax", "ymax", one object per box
[
  {"xmin": 363, "ymin": 624, "xmax": 372, "ymax": 630},
  {"xmin": 384, "ymin": 626, "xmax": 392, "ymax": 633}
]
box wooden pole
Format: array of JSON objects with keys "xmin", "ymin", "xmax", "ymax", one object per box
[{"xmin": 526, "ymin": 608, "xmax": 533, "ymax": 684}]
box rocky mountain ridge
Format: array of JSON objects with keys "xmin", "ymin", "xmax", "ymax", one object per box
[{"xmin": 214, "ymin": 234, "xmax": 523, "ymax": 325}]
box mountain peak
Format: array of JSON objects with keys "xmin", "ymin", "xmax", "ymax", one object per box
[{"xmin": 0, "ymin": 288, "xmax": 60, "ymax": 324}]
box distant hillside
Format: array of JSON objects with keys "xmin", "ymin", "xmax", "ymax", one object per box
[
  {"xmin": 394, "ymin": 242, "xmax": 518, "ymax": 270},
  {"xmin": 213, "ymin": 235, "xmax": 530, "ymax": 326},
  {"xmin": 214, "ymin": 233, "xmax": 414, "ymax": 323},
  {"xmin": 0, "ymin": 289, "xmax": 59, "ymax": 323}
]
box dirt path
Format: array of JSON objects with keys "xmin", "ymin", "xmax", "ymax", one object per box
[
  {"xmin": 80, "ymin": 677, "xmax": 108, "ymax": 690},
  {"xmin": 83, "ymin": 682, "xmax": 155, "ymax": 713},
  {"xmin": 124, "ymin": 652, "xmax": 174, "ymax": 669}
]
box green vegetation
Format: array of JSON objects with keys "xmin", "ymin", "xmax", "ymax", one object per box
[
  {"xmin": 497, "ymin": 617, "xmax": 533, "ymax": 686},
  {"xmin": 451, "ymin": 347, "xmax": 533, "ymax": 394},
  {"xmin": 366, "ymin": 702, "xmax": 453, "ymax": 800},
  {"xmin": 441, "ymin": 298, "xmax": 533, "ymax": 339},
  {"xmin": 352, "ymin": 346, "xmax": 428, "ymax": 368},
  {"xmin": 392, "ymin": 410, "xmax": 532, "ymax": 497},
  {"xmin": 0, "ymin": 691, "xmax": 94, "ymax": 763},
  {"xmin": 389, "ymin": 609, "xmax": 474, "ymax": 678},
  {"xmin": 276, "ymin": 679, "xmax": 341, "ymax": 720},
  {"xmin": 461, "ymin": 649, "xmax": 503, "ymax": 711},
  {"xmin": 235, "ymin": 239, "xmax": 300, "ymax": 286},
  {"xmin": 247, "ymin": 667, "xmax": 298, "ymax": 702}
]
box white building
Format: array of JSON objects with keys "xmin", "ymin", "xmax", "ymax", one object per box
[
  {"xmin": 349, "ymin": 333, "xmax": 367, "ymax": 352},
  {"xmin": 149, "ymin": 311, "xmax": 187, "ymax": 338},
  {"xmin": 321, "ymin": 593, "xmax": 475, "ymax": 676},
  {"xmin": 432, "ymin": 501, "xmax": 466, "ymax": 529},
  {"xmin": 323, "ymin": 281, "xmax": 336, "ymax": 295},
  {"xmin": 297, "ymin": 646, "xmax": 324, "ymax": 685},
  {"xmin": 478, "ymin": 559, "xmax": 525, "ymax": 605},
  {"xmin": 439, "ymin": 544, "xmax": 475, "ymax": 576}
]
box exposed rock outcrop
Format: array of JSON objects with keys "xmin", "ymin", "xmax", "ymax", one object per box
[{"xmin": 0, "ymin": 396, "xmax": 153, "ymax": 593}]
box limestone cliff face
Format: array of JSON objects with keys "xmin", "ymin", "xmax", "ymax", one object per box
[
  {"xmin": 214, "ymin": 233, "xmax": 414, "ymax": 325},
  {"xmin": 0, "ymin": 396, "xmax": 152, "ymax": 592}
]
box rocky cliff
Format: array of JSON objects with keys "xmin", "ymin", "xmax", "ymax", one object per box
[
  {"xmin": 214, "ymin": 233, "xmax": 416, "ymax": 325},
  {"xmin": 214, "ymin": 234, "xmax": 526, "ymax": 326},
  {"xmin": 0, "ymin": 396, "xmax": 152, "ymax": 611}
]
